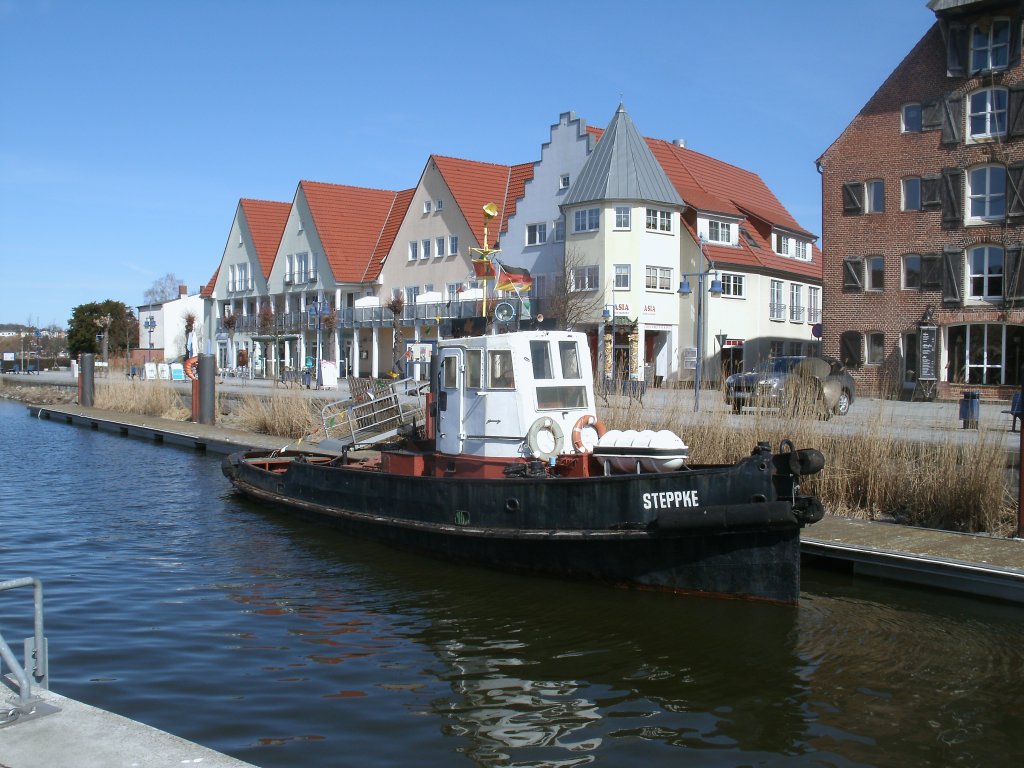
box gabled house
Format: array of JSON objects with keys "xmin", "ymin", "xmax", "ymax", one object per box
[
  {"xmin": 818, "ymin": 0, "xmax": 1024, "ymax": 399},
  {"xmin": 208, "ymin": 198, "xmax": 289, "ymax": 371}
]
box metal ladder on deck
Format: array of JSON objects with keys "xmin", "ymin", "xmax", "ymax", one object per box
[{"xmin": 318, "ymin": 377, "xmax": 425, "ymax": 449}]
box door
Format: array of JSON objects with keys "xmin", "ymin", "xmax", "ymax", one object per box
[{"xmin": 436, "ymin": 348, "xmax": 465, "ymax": 455}]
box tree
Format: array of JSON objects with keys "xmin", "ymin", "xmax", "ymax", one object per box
[
  {"xmin": 67, "ymin": 300, "xmax": 137, "ymax": 357},
  {"xmin": 143, "ymin": 273, "xmax": 185, "ymax": 305},
  {"xmin": 385, "ymin": 294, "xmax": 406, "ymax": 376},
  {"xmin": 545, "ymin": 246, "xmax": 606, "ymax": 331}
]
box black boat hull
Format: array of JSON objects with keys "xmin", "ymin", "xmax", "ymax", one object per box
[{"xmin": 223, "ymin": 447, "xmax": 819, "ymax": 604}]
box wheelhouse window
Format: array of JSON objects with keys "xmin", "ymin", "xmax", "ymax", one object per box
[
  {"xmin": 466, "ymin": 349, "xmax": 482, "ymax": 388},
  {"xmin": 645, "ymin": 208, "xmax": 671, "ymax": 232},
  {"xmin": 902, "ymin": 103, "xmax": 922, "ymax": 132},
  {"xmin": 971, "ymin": 18, "xmax": 1011, "ymax": 74},
  {"xmin": 967, "ymin": 165, "xmax": 1006, "ymax": 222},
  {"xmin": 721, "ymin": 273, "xmax": 744, "ymax": 298},
  {"xmin": 559, "ymin": 341, "xmax": 582, "ymax": 379},
  {"xmin": 968, "ymin": 244, "xmax": 1004, "ymax": 300},
  {"xmin": 969, "ymin": 87, "xmax": 1008, "ymax": 140},
  {"xmin": 530, "ymin": 340, "xmax": 554, "ymax": 379},
  {"xmin": 902, "ymin": 177, "xmax": 922, "ymax": 211},
  {"xmin": 573, "ymin": 208, "xmax": 600, "ymax": 233},
  {"xmin": 488, "ymin": 349, "xmax": 515, "ymax": 389}
]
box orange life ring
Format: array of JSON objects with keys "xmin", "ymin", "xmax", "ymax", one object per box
[
  {"xmin": 571, "ymin": 414, "xmax": 606, "ymax": 454},
  {"xmin": 184, "ymin": 356, "xmax": 200, "ymax": 380}
]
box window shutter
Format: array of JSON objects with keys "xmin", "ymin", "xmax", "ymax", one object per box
[
  {"xmin": 1005, "ymin": 246, "xmax": 1024, "ymax": 306},
  {"xmin": 921, "ymin": 252, "xmax": 943, "ymax": 290},
  {"xmin": 942, "ymin": 246, "xmax": 963, "ymax": 305},
  {"xmin": 842, "ymin": 182, "xmax": 864, "ymax": 215},
  {"xmin": 1009, "ymin": 86, "xmax": 1024, "ymax": 138},
  {"xmin": 946, "ymin": 22, "xmax": 968, "ymax": 77},
  {"xmin": 921, "ymin": 175, "xmax": 942, "ymax": 209},
  {"xmin": 940, "ymin": 95, "xmax": 963, "ymax": 144},
  {"xmin": 843, "ymin": 258, "xmax": 864, "ymax": 291},
  {"xmin": 1008, "ymin": 162, "xmax": 1024, "ymax": 221},
  {"xmin": 840, "ymin": 331, "xmax": 864, "ymax": 369},
  {"xmin": 921, "ymin": 99, "xmax": 943, "ymax": 131},
  {"xmin": 941, "ymin": 168, "xmax": 963, "ymax": 229},
  {"xmin": 1012, "ymin": 16, "xmax": 1022, "ymax": 68}
]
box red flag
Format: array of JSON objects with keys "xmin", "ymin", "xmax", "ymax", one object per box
[{"xmin": 472, "ymin": 258, "xmax": 496, "ymax": 278}]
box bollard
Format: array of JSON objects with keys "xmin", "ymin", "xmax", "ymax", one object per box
[
  {"xmin": 80, "ymin": 353, "xmax": 95, "ymax": 407},
  {"xmin": 958, "ymin": 390, "xmax": 980, "ymax": 429},
  {"xmin": 198, "ymin": 354, "xmax": 216, "ymax": 425}
]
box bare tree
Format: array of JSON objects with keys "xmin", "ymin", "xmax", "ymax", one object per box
[
  {"xmin": 385, "ymin": 294, "xmax": 406, "ymax": 376},
  {"xmin": 144, "ymin": 273, "xmax": 185, "ymax": 305},
  {"xmin": 544, "ymin": 246, "xmax": 607, "ymax": 331}
]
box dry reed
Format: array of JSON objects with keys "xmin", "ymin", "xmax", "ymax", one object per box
[
  {"xmin": 232, "ymin": 393, "xmax": 322, "ymax": 441},
  {"xmin": 94, "ymin": 379, "xmax": 188, "ymax": 420},
  {"xmin": 599, "ymin": 388, "xmax": 1017, "ymax": 537}
]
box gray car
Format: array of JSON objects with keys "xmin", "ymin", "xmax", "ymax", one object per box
[{"xmin": 725, "ymin": 356, "xmax": 855, "ymax": 418}]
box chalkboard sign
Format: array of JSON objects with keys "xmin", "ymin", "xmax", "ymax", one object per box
[{"xmin": 919, "ymin": 325, "xmax": 938, "ymax": 380}]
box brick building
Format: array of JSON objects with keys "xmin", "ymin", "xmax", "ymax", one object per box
[{"xmin": 819, "ymin": 0, "xmax": 1024, "ymax": 399}]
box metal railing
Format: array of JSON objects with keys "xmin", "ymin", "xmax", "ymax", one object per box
[
  {"xmin": 0, "ymin": 576, "xmax": 48, "ymax": 719},
  {"xmin": 320, "ymin": 377, "xmax": 424, "ymax": 448}
]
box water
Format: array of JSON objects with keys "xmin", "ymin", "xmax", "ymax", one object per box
[{"xmin": 1, "ymin": 399, "xmax": 1022, "ymax": 767}]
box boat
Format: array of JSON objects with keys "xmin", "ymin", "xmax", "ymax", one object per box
[{"xmin": 222, "ymin": 329, "xmax": 825, "ymax": 603}]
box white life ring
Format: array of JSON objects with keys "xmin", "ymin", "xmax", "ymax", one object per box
[
  {"xmin": 526, "ymin": 417, "xmax": 564, "ymax": 462},
  {"xmin": 570, "ymin": 414, "xmax": 607, "ymax": 454}
]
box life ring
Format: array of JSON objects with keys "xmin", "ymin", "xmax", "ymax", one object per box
[
  {"xmin": 526, "ymin": 417, "xmax": 564, "ymax": 462},
  {"xmin": 184, "ymin": 356, "xmax": 199, "ymax": 380},
  {"xmin": 571, "ymin": 414, "xmax": 607, "ymax": 454}
]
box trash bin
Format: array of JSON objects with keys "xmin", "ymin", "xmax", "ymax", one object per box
[{"xmin": 959, "ymin": 390, "xmax": 980, "ymax": 429}]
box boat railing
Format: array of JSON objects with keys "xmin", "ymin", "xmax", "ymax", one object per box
[
  {"xmin": 320, "ymin": 377, "xmax": 424, "ymax": 448},
  {"xmin": 0, "ymin": 576, "xmax": 51, "ymax": 725}
]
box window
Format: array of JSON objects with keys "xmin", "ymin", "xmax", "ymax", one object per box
[
  {"xmin": 865, "ymin": 179, "xmax": 885, "ymax": 213},
  {"xmin": 237, "ymin": 263, "xmax": 249, "ymax": 291},
  {"xmin": 968, "ymin": 165, "xmax": 1006, "ymax": 222},
  {"xmin": 228, "ymin": 264, "xmax": 237, "ymax": 292},
  {"xmin": 614, "ymin": 264, "xmax": 630, "ymax": 290},
  {"xmin": 968, "ymin": 244, "xmax": 1004, "ymax": 299},
  {"xmin": 645, "ymin": 208, "xmax": 671, "ymax": 232},
  {"xmin": 571, "ymin": 265, "xmax": 600, "ymax": 291},
  {"xmin": 774, "ymin": 233, "xmax": 791, "ymax": 256},
  {"xmin": 794, "ymin": 240, "xmax": 809, "ymax": 260},
  {"xmin": 405, "ymin": 286, "xmax": 420, "ymax": 306},
  {"xmin": 707, "ymin": 220, "xmax": 731, "ymax": 243},
  {"xmin": 902, "ymin": 177, "xmax": 922, "ymax": 211},
  {"xmin": 614, "ymin": 206, "xmax": 631, "ymax": 229},
  {"xmin": 554, "ymin": 218, "xmax": 565, "ymax": 241},
  {"xmin": 436, "ymin": 237, "xmax": 445, "ymax": 257},
  {"xmin": 530, "ymin": 340, "xmax": 554, "ymax": 379},
  {"xmin": 408, "ymin": 241, "xmax": 418, "ymax": 261},
  {"xmin": 295, "ymin": 252, "xmax": 310, "ymax": 282},
  {"xmin": 947, "ymin": 323, "xmax": 1024, "ymax": 385},
  {"xmin": 867, "ymin": 332, "xmax": 884, "ymax": 365},
  {"xmin": 559, "ymin": 174, "xmax": 570, "ymax": 190},
  {"xmin": 559, "ymin": 341, "xmax": 582, "ymax": 379},
  {"xmin": 466, "ymin": 349, "xmax": 481, "ymax": 388},
  {"xmin": 866, "ymin": 255, "xmax": 884, "ymax": 291},
  {"xmin": 903, "ymin": 254, "xmax": 922, "ymax": 289},
  {"xmin": 573, "ymin": 208, "xmax": 600, "ymax": 232},
  {"xmin": 971, "ymin": 18, "xmax": 1010, "ymax": 74},
  {"xmin": 902, "ymin": 103, "xmax": 922, "ymax": 132},
  {"xmin": 488, "ymin": 350, "xmax": 515, "ymax": 389},
  {"xmin": 421, "ymin": 239, "xmax": 431, "ymax": 259},
  {"xmin": 645, "ymin": 266, "xmax": 672, "ymax": 290},
  {"xmin": 969, "ymin": 87, "xmax": 1008, "ymax": 139},
  {"xmin": 526, "ymin": 223, "xmax": 547, "ymax": 246},
  {"xmin": 790, "ymin": 284, "xmax": 804, "ymax": 322},
  {"xmin": 808, "ymin": 286, "xmax": 821, "ymax": 323},
  {"xmin": 423, "ymin": 201, "xmax": 432, "ymax": 214},
  {"xmin": 436, "ymin": 199, "xmax": 443, "ymax": 211},
  {"xmin": 721, "ymin": 273, "xmax": 744, "ymax": 298},
  {"xmin": 449, "ymin": 235, "xmax": 459, "ymax": 256},
  {"xmin": 770, "ymin": 280, "xmax": 785, "ymax": 320}
]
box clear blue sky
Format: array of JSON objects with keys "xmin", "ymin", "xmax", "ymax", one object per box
[{"xmin": 0, "ymin": 0, "xmax": 934, "ymax": 328}]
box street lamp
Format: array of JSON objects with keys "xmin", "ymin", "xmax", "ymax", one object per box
[
  {"xmin": 678, "ymin": 237, "xmax": 723, "ymax": 413},
  {"xmin": 143, "ymin": 315, "xmax": 157, "ymax": 363}
]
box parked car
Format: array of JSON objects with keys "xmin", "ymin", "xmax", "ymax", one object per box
[{"xmin": 725, "ymin": 356, "xmax": 855, "ymax": 418}]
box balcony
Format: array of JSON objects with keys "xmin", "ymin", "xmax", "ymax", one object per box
[
  {"xmin": 769, "ymin": 302, "xmax": 786, "ymax": 321},
  {"xmin": 789, "ymin": 305, "xmax": 805, "ymax": 323},
  {"xmin": 808, "ymin": 307, "xmax": 822, "ymax": 324}
]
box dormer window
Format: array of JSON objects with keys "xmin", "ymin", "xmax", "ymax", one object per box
[
  {"xmin": 971, "ymin": 18, "xmax": 1011, "ymax": 74},
  {"xmin": 707, "ymin": 220, "xmax": 732, "ymax": 244},
  {"xmin": 774, "ymin": 233, "xmax": 791, "ymax": 256}
]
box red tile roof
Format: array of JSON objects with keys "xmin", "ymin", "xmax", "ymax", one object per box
[
  {"xmin": 588, "ymin": 125, "xmax": 821, "ymax": 281},
  {"xmin": 365, "ymin": 187, "xmax": 415, "ymax": 282},
  {"xmin": 239, "ymin": 199, "xmax": 290, "ymax": 278},
  {"xmin": 199, "ymin": 267, "xmax": 219, "ymax": 298},
  {"xmin": 431, "ymin": 155, "xmax": 534, "ymax": 247},
  {"xmin": 300, "ymin": 181, "xmax": 409, "ymax": 283}
]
